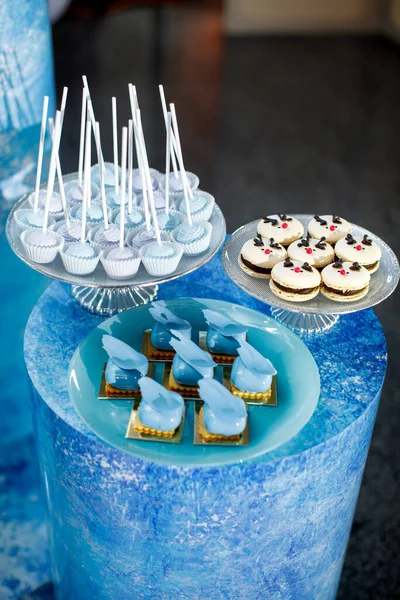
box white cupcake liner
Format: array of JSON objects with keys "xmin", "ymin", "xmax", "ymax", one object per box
[
  {"xmin": 100, "ymin": 247, "xmax": 141, "ymax": 280},
  {"xmin": 14, "ymin": 209, "xmax": 56, "ymax": 234},
  {"xmin": 60, "ymin": 242, "xmax": 100, "ymax": 276},
  {"xmin": 110, "ymin": 206, "xmax": 145, "ymax": 231},
  {"xmin": 159, "ymin": 171, "xmax": 200, "ymax": 198},
  {"xmin": 126, "ymin": 225, "xmax": 171, "ymax": 249},
  {"xmin": 50, "ymin": 218, "xmax": 89, "ymax": 242},
  {"xmin": 21, "ymin": 229, "xmax": 63, "ymax": 264},
  {"xmin": 64, "ymin": 180, "xmax": 100, "ymax": 205},
  {"xmin": 131, "ymin": 168, "xmax": 162, "ymax": 193},
  {"xmin": 171, "ymin": 221, "xmax": 213, "ymax": 256},
  {"xmin": 179, "ymin": 190, "xmax": 215, "ymax": 222},
  {"xmin": 88, "ymin": 224, "xmax": 127, "ymax": 254},
  {"xmin": 70, "ymin": 202, "xmax": 108, "ymax": 225},
  {"xmin": 140, "ymin": 242, "xmax": 183, "ymax": 277}
]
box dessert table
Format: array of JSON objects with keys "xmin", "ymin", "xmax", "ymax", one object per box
[{"xmin": 22, "ymin": 243, "xmax": 387, "ymax": 600}]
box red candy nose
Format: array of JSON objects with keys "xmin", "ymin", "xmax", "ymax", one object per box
[
  {"xmin": 306, "ymin": 248, "xmax": 313, "ymax": 254},
  {"xmin": 356, "ymin": 245, "xmax": 362, "ymax": 251},
  {"xmin": 282, "ymin": 222, "xmax": 288, "ymax": 229},
  {"xmin": 264, "ymin": 249, "xmax": 271, "ymax": 254},
  {"xmin": 294, "ymin": 266, "xmax": 301, "ymax": 273},
  {"xmin": 339, "ymin": 269, "xmax": 346, "ymax": 275},
  {"xmin": 329, "ymin": 225, "xmax": 336, "ymax": 231}
]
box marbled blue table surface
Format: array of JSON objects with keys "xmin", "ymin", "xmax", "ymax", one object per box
[{"xmin": 1, "ymin": 244, "xmax": 387, "ymax": 599}]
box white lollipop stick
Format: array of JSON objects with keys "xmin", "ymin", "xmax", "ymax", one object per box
[
  {"xmin": 119, "ymin": 126, "xmax": 128, "ymax": 249},
  {"xmin": 170, "ymin": 103, "xmax": 192, "ymax": 226},
  {"xmin": 94, "ymin": 121, "xmax": 109, "ymax": 230},
  {"xmin": 43, "ymin": 110, "xmax": 62, "ymax": 233},
  {"xmin": 131, "ymin": 113, "xmax": 151, "ymax": 230},
  {"xmin": 84, "ymin": 121, "xmax": 92, "ymax": 209},
  {"xmin": 158, "ymin": 85, "xmax": 179, "ymax": 177},
  {"xmin": 49, "ymin": 117, "xmax": 69, "ymax": 227},
  {"xmin": 78, "ymin": 88, "xmax": 87, "ymax": 186},
  {"xmin": 128, "ymin": 119, "xmax": 133, "ymax": 213},
  {"xmin": 82, "ymin": 75, "xmax": 105, "ymax": 176},
  {"xmin": 165, "ymin": 112, "xmax": 172, "ymax": 217},
  {"xmin": 136, "ymin": 110, "xmax": 161, "ymax": 244},
  {"xmin": 33, "ymin": 95, "xmax": 49, "ymax": 212},
  {"xmin": 111, "ymin": 97, "xmax": 119, "ymax": 195},
  {"xmin": 81, "ymin": 120, "xmax": 91, "ymax": 244},
  {"xmin": 60, "ymin": 86, "xmax": 68, "ymax": 120}
]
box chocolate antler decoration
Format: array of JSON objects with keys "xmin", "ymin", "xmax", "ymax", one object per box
[
  {"xmin": 278, "ymin": 214, "xmax": 293, "ymax": 222},
  {"xmin": 332, "ymin": 215, "xmax": 342, "ymax": 224},
  {"xmin": 302, "ymin": 262, "xmax": 313, "ymax": 272},
  {"xmin": 350, "ymin": 262, "xmax": 362, "ymax": 271},
  {"xmin": 297, "ymin": 237, "xmax": 310, "ymax": 247},
  {"xmin": 283, "ymin": 258, "xmax": 294, "ymax": 268},
  {"xmin": 314, "ymin": 215, "xmax": 327, "ymax": 226},
  {"xmin": 263, "ymin": 216, "xmax": 278, "ymax": 226},
  {"xmin": 332, "ymin": 259, "xmax": 344, "ymax": 268},
  {"xmin": 315, "ymin": 236, "xmax": 327, "ymax": 250},
  {"xmin": 253, "ymin": 233, "xmax": 264, "ymax": 247},
  {"xmin": 269, "ymin": 238, "xmax": 281, "ymax": 249},
  {"xmin": 362, "ymin": 234, "xmax": 372, "ymax": 246},
  {"xmin": 345, "ymin": 233, "xmax": 356, "ymax": 245}
]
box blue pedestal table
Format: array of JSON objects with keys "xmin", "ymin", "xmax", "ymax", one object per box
[{"xmin": 24, "ymin": 252, "xmax": 387, "ymax": 600}]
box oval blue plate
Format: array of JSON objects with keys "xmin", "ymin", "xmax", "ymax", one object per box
[{"xmin": 68, "ymin": 298, "xmax": 320, "ymax": 467}]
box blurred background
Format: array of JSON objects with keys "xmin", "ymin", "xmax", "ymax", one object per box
[{"xmin": 1, "ymin": 0, "xmax": 400, "ymax": 598}]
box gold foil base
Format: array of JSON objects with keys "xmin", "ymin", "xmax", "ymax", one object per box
[
  {"xmin": 142, "ymin": 330, "xmax": 175, "ymax": 362},
  {"xmin": 98, "ymin": 363, "xmax": 154, "ymax": 400},
  {"xmin": 125, "ymin": 398, "xmax": 186, "ymax": 443},
  {"xmin": 223, "ymin": 367, "xmax": 278, "ymax": 406},
  {"xmin": 193, "ymin": 401, "xmax": 249, "ymax": 446}
]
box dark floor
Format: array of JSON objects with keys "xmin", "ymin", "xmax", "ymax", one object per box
[{"xmin": 53, "ymin": 6, "xmax": 400, "ymax": 599}]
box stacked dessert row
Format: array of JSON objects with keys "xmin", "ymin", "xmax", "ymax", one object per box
[
  {"xmin": 101, "ymin": 304, "xmax": 277, "ymax": 443},
  {"xmin": 239, "ymin": 214, "xmax": 382, "ymax": 302},
  {"xmin": 14, "ymin": 80, "xmax": 216, "ymax": 280}
]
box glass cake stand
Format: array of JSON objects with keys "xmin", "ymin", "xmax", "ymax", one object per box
[
  {"xmin": 6, "ymin": 173, "xmax": 227, "ymax": 316},
  {"xmin": 222, "ymin": 215, "xmax": 399, "ymax": 333}
]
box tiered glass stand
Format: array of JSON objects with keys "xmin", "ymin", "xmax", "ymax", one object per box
[
  {"xmin": 6, "ymin": 174, "xmax": 227, "ymax": 316},
  {"xmin": 222, "ymin": 216, "xmax": 399, "ymax": 333}
]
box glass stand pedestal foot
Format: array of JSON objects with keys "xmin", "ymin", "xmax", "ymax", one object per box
[
  {"xmin": 269, "ymin": 308, "xmax": 339, "ymax": 333},
  {"xmin": 71, "ymin": 284, "xmax": 159, "ymax": 316}
]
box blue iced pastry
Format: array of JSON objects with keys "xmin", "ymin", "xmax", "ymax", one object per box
[
  {"xmin": 198, "ymin": 378, "xmax": 247, "ymax": 440},
  {"xmin": 136, "ymin": 376, "xmax": 184, "ymax": 435},
  {"xmin": 231, "ymin": 340, "xmax": 277, "ymax": 399},
  {"xmin": 203, "ymin": 309, "xmax": 248, "ymax": 359},
  {"xmin": 149, "ymin": 304, "xmax": 191, "ymax": 355},
  {"xmin": 169, "ymin": 332, "xmax": 216, "ymax": 391},
  {"xmin": 102, "ymin": 335, "xmax": 148, "ymax": 394}
]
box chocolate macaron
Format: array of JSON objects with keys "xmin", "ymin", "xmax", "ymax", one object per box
[
  {"xmin": 257, "ymin": 214, "xmax": 304, "ymax": 246},
  {"xmin": 335, "ymin": 233, "xmax": 381, "ymax": 274},
  {"xmin": 308, "ymin": 215, "xmax": 351, "ymax": 244},
  {"xmin": 270, "ymin": 258, "xmax": 321, "ymax": 302},
  {"xmin": 320, "ymin": 259, "xmax": 370, "ymax": 302},
  {"xmin": 239, "ymin": 234, "xmax": 287, "ymax": 278}
]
